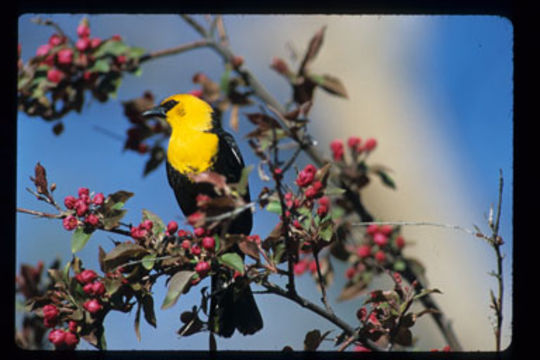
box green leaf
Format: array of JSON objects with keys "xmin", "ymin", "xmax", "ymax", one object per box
[
  {"xmin": 88, "ymin": 59, "xmax": 111, "ymax": 73},
  {"xmin": 142, "ymin": 294, "xmax": 157, "ymax": 328},
  {"xmin": 134, "ymin": 301, "xmax": 142, "ymax": 342},
  {"xmin": 236, "ymin": 165, "xmax": 254, "ymax": 196},
  {"xmin": 325, "ymin": 186, "xmax": 346, "ymax": 196},
  {"xmin": 143, "ymin": 145, "xmax": 165, "ymax": 176},
  {"xmin": 413, "ymin": 288, "xmax": 442, "ymax": 301},
  {"xmin": 393, "ymin": 260, "xmax": 407, "ymax": 272},
  {"xmin": 128, "ymin": 46, "xmax": 146, "ymax": 60},
  {"xmin": 93, "ymin": 39, "xmax": 129, "ymax": 58},
  {"xmin": 312, "ymin": 74, "xmax": 348, "ymax": 98},
  {"xmin": 375, "ymin": 169, "xmax": 396, "ymax": 189},
  {"xmin": 104, "ymin": 190, "xmax": 134, "ymax": 210},
  {"xmin": 141, "ymin": 254, "xmax": 157, "ymax": 270},
  {"xmin": 142, "ymin": 209, "xmax": 165, "ymax": 236},
  {"xmin": 220, "ymin": 66, "xmax": 231, "ymax": 94},
  {"xmin": 218, "ymin": 252, "xmax": 245, "ymax": 274},
  {"xmin": 102, "ymin": 243, "xmax": 148, "ymax": 272},
  {"xmin": 266, "ymin": 200, "xmax": 282, "ymax": 214},
  {"xmin": 71, "ymin": 227, "xmax": 93, "ymax": 253},
  {"xmin": 319, "ymin": 225, "xmax": 333, "ymax": 242},
  {"xmin": 161, "ymin": 270, "xmax": 196, "ymax": 310}
]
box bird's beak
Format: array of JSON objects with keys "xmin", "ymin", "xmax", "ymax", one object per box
[{"xmin": 142, "ymin": 105, "xmax": 167, "ymax": 118}]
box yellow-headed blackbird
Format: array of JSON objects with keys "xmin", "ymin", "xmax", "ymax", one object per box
[{"xmin": 143, "ymin": 94, "xmax": 263, "ymax": 337}]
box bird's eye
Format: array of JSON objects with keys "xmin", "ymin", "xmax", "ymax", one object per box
[{"xmin": 161, "ymin": 100, "xmax": 178, "ymax": 113}]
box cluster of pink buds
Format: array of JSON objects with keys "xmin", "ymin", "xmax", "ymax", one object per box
[
  {"xmin": 63, "ymin": 188, "xmax": 104, "ymax": 231},
  {"xmin": 75, "ymin": 269, "xmax": 105, "ymax": 315},
  {"xmin": 330, "ymin": 136, "xmax": 378, "ymax": 162},
  {"xmin": 293, "ymin": 257, "xmax": 318, "ymax": 276},
  {"xmin": 344, "ymin": 224, "xmax": 407, "ymax": 280},
  {"xmin": 42, "ymin": 301, "xmax": 81, "ymax": 349},
  {"xmin": 130, "ymin": 219, "xmax": 154, "ymax": 240}
]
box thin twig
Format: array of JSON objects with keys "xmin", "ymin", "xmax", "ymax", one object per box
[
  {"xmin": 180, "ymin": 15, "xmax": 208, "ymax": 38},
  {"xmin": 352, "ymin": 220, "xmax": 489, "ymax": 241},
  {"xmin": 313, "ymin": 250, "xmax": 333, "ymax": 315},
  {"xmin": 489, "ymin": 170, "xmax": 505, "ymax": 351},
  {"xmin": 16, "ymin": 207, "xmax": 62, "ymax": 219},
  {"xmin": 269, "ymin": 126, "xmax": 297, "ymax": 295},
  {"xmin": 31, "ymin": 17, "xmax": 73, "ymax": 45},
  {"xmin": 139, "ymin": 39, "xmax": 211, "ymax": 63},
  {"xmin": 260, "ymin": 279, "xmax": 384, "ymax": 352}
]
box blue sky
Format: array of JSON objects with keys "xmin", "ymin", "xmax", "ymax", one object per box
[{"xmin": 17, "ymin": 15, "xmax": 512, "ymax": 351}]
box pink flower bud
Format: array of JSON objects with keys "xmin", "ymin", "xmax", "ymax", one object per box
[
  {"xmin": 356, "ymin": 244, "xmax": 371, "ymax": 258},
  {"xmin": 47, "ymin": 68, "xmax": 64, "ymax": 83},
  {"xmin": 48, "ymin": 329, "xmax": 66, "ymax": 347},
  {"xmin": 48, "ymin": 34, "xmax": 65, "ymax": 47},
  {"xmin": 90, "ymin": 37, "xmax": 102, "ymax": 48},
  {"xmin": 330, "ymin": 140, "xmax": 345, "ymax": 161},
  {"xmin": 85, "ymin": 213, "xmax": 99, "ymax": 227},
  {"xmin": 270, "ymin": 57, "xmax": 290, "ymax": 74},
  {"xmin": 42, "ymin": 304, "xmax": 59, "ymax": 321},
  {"xmin": 296, "ymin": 164, "xmax": 317, "ymax": 187},
  {"xmin": 83, "ymin": 299, "xmax": 102, "ymax": 314},
  {"xmin": 56, "ymin": 48, "xmax": 73, "ymax": 65},
  {"xmin": 75, "ymin": 37, "xmax": 90, "ymax": 52},
  {"xmin": 62, "ymin": 215, "xmax": 78, "ymax": 231},
  {"xmin": 36, "ymin": 44, "xmax": 52, "ymax": 57},
  {"xmin": 181, "ymin": 239, "xmax": 191, "ymax": 250},
  {"xmin": 380, "ymin": 224, "xmax": 393, "ymax": 235},
  {"xmin": 366, "ymin": 224, "xmax": 379, "ymax": 235},
  {"xmin": 193, "ymin": 227, "xmax": 206, "ymax": 237},
  {"xmin": 142, "ymin": 219, "xmax": 153, "ymax": 230},
  {"xmin": 63, "ymin": 331, "xmax": 79, "ymax": 349},
  {"xmin": 373, "ymin": 233, "xmax": 388, "ymax": 247},
  {"xmin": 75, "ymin": 199, "xmax": 89, "ymax": 217},
  {"xmin": 374, "ymin": 250, "xmax": 386, "ymax": 263},
  {"xmin": 293, "ymin": 260, "xmax": 307, "ymax": 275},
  {"xmin": 77, "ymin": 23, "xmax": 90, "ymax": 38},
  {"xmin": 162, "ymin": 221, "xmax": 176, "ymax": 235},
  {"xmin": 64, "ymin": 195, "xmax": 77, "ymax": 209},
  {"xmin": 78, "ymin": 187, "xmax": 89, "ymax": 197},
  {"xmin": 189, "ymin": 89, "xmax": 203, "ymax": 98},
  {"xmin": 116, "ymin": 55, "xmax": 126, "ymax": 64},
  {"xmin": 195, "ymin": 261, "xmax": 210, "ymax": 276},
  {"xmin": 177, "ymin": 229, "xmax": 190, "ymax": 238},
  {"xmin": 345, "ymin": 266, "xmax": 356, "ymax": 279},
  {"xmin": 356, "ymin": 307, "xmax": 367, "ymax": 321},
  {"xmin": 111, "ymin": 34, "xmax": 122, "ymax": 41},
  {"xmin": 187, "ymin": 212, "xmax": 203, "ymax": 226},
  {"xmin": 191, "ymin": 245, "xmax": 201, "ymax": 256},
  {"xmin": 68, "ymin": 321, "xmax": 78, "ymax": 333},
  {"xmin": 347, "ymin": 136, "xmax": 362, "ymax": 150},
  {"xmin": 364, "ymin": 138, "xmax": 377, "ymax": 152},
  {"xmin": 91, "ymin": 281, "xmax": 106, "ymax": 296},
  {"xmin": 201, "ymin": 236, "xmax": 215, "ymax": 250},
  {"xmin": 76, "ymin": 269, "xmax": 98, "ymax": 284},
  {"xmin": 395, "ymin": 235, "xmax": 405, "ymax": 249},
  {"xmin": 247, "ymin": 235, "xmax": 261, "ymax": 244},
  {"xmin": 92, "ymin": 192, "xmax": 105, "ymax": 206},
  {"xmin": 354, "ymin": 345, "xmax": 371, "ymax": 352},
  {"xmin": 83, "ymin": 282, "xmax": 94, "ymax": 295}
]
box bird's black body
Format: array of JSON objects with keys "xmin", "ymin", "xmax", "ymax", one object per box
[{"xmin": 165, "ymin": 124, "xmax": 262, "ymax": 338}]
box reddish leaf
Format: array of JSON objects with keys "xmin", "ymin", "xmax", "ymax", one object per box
[
  {"xmin": 30, "ymin": 162, "xmax": 49, "ymax": 197},
  {"xmin": 312, "ymin": 74, "xmax": 349, "ymax": 99},
  {"xmin": 238, "ymin": 239, "xmax": 260, "ymax": 261},
  {"xmin": 299, "ymin": 26, "xmax": 327, "ymax": 75}
]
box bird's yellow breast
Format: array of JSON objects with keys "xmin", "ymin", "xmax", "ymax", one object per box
[{"xmin": 167, "ymin": 129, "xmax": 219, "ymax": 175}]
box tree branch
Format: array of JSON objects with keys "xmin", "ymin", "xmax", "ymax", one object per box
[{"xmin": 260, "ymin": 279, "xmax": 386, "ymax": 352}]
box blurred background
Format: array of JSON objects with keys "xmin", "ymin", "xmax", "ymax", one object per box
[{"xmin": 17, "ymin": 14, "xmax": 512, "ymax": 351}]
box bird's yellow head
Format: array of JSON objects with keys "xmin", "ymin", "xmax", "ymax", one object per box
[{"xmin": 142, "ymin": 94, "xmax": 214, "ymax": 132}]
